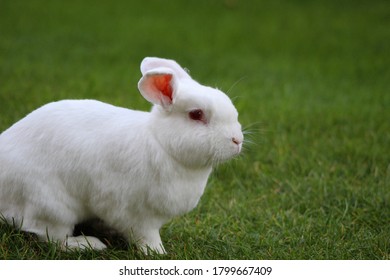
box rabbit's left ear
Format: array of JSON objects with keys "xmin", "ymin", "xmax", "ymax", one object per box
[
  {"xmin": 138, "ymin": 67, "xmax": 176, "ymax": 108},
  {"xmin": 140, "ymin": 57, "xmax": 191, "ymax": 80}
]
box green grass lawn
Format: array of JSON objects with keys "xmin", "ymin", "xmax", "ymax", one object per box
[{"xmin": 0, "ymin": 0, "xmax": 389, "ymax": 259}]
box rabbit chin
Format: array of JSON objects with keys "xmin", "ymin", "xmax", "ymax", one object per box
[
  {"xmin": 172, "ymin": 145, "xmax": 240, "ymax": 168},
  {"xmin": 211, "ymin": 148, "xmax": 241, "ymax": 166}
]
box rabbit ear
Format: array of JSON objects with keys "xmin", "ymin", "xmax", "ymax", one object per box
[
  {"xmin": 138, "ymin": 67, "xmax": 176, "ymax": 108},
  {"xmin": 140, "ymin": 57, "xmax": 191, "ymax": 80}
]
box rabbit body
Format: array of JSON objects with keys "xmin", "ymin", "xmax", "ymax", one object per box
[{"xmin": 0, "ymin": 57, "xmax": 243, "ymax": 253}]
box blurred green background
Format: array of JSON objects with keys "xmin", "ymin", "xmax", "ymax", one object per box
[{"xmin": 0, "ymin": 0, "xmax": 389, "ymax": 259}]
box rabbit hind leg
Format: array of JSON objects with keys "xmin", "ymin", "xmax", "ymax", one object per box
[
  {"xmin": 30, "ymin": 220, "xmax": 106, "ymax": 251},
  {"xmin": 37, "ymin": 225, "xmax": 107, "ymax": 251},
  {"xmin": 64, "ymin": 235, "xmax": 107, "ymax": 250}
]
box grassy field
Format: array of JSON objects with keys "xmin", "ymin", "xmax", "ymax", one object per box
[{"xmin": 0, "ymin": 0, "xmax": 389, "ymax": 260}]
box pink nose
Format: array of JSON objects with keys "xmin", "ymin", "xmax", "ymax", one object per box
[{"xmin": 232, "ymin": 137, "xmax": 241, "ymax": 145}]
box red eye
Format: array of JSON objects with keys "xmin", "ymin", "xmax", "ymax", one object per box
[{"xmin": 189, "ymin": 109, "xmax": 206, "ymax": 123}]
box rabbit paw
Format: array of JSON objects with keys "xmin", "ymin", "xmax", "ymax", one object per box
[
  {"xmin": 136, "ymin": 230, "xmax": 166, "ymax": 254},
  {"xmin": 64, "ymin": 236, "xmax": 107, "ymax": 250},
  {"xmin": 140, "ymin": 243, "xmax": 166, "ymax": 255}
]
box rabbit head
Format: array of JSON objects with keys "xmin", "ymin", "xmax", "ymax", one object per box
[{"xmin": 138, "ymin": 57, "xmax": 243, "ymax": 168}]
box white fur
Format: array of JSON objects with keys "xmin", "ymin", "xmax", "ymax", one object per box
[{"xmin": 0, "ymin": 57, "xmax": 243, "ymax": 253}]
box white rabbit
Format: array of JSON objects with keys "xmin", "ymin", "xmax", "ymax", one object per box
[{"xmin": 0, "ymin": 57, "xmax": 243, "ymax": 254}]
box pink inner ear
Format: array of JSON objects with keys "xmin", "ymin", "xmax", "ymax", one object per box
[{"xmin": 153, "ymin": 74, "xmax": 173, "ymax": 101}]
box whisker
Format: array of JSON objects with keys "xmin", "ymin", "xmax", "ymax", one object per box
[
  {"xmin": 227, "ymin": 76, "xmax": 247, "ymax": 96},
  {"xmin": 243, "ymin": 121, "xmax": 264, "ymax": 131},
  {"xmin": 240, "ymin": 121, "xmax": 267, "ymax": 153}
]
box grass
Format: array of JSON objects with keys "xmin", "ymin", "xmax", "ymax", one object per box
[{"xmin": 0, "ymin": 0, "xmax": 389, "ymax": 259}]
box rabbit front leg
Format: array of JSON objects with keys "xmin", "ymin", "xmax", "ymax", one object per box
[{"xmin": 132, "ymin": 227, "xmax": 166, "ymax": 254}]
